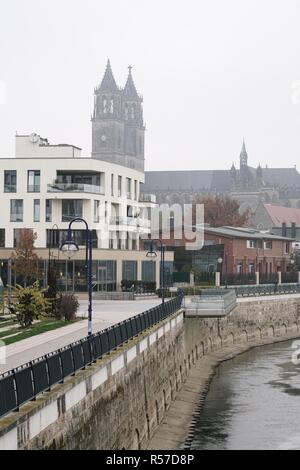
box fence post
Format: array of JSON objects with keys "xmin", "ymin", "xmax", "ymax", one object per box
[
  {"xmin": 215, "ymin": 272, "xmax": 220, "ymax": 287},
  {"xmin": 278, "ymin": 271, "xmax": 282, "ymax": 285},
  {"xmin": 255, "ymin": 271, "xmax": 259, "ymax": 285}
]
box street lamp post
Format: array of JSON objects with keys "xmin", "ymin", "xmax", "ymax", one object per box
[
  {"xmin": 60, "ymin": 218, "xmax": 93, "ymax": 336},
  {"xmin": 217, "ymin": 256, "xmax": 223, "ymax": 287},
  {"xmin": 146, "ymin": 240, "xmax": 166, "ymax": 305}
]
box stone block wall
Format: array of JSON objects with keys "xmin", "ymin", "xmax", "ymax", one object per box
[{"xmin": 0, "ymin": 296, "xmax": 300, "ymax": 450}]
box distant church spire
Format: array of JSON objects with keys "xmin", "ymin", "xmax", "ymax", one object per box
[
  {"xmin": 123, "ymin": 65, "xmax": 140, "ymax": 100},
  {"xmin": 240, "ymin": 138, "xmax": 248, "ymax": 167},
  {"xmin": 97, "ymin": 59, "xmax": 118, "ymax": 93}
]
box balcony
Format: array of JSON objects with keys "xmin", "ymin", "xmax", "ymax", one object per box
[
  {"xmin": 139, "ymin": 193, "xmax": 157, "ymax": 203},
  {"xmin": 109, "ymin": 216, "xmax": 150, "ymax": 229},
  {"xmin": 47, "ymin": 182, "xmax": 104, "ymax": 195}
]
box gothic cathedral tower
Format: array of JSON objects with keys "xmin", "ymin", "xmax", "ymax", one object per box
[{"xmin": 92, "ymin": 60, "xmax": 145, "ymax": 172}]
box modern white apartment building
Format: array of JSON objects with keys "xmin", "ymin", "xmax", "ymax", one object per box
[{"xmin": 0, "ymin": 61, "xmax": 173, "ymax": 291}]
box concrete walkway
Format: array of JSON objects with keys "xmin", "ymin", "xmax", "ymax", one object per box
[{"xmin": 0, "ymin": 298, "xmax": 161, "ymax": 374}]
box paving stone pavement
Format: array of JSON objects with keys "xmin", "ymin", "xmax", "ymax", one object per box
[{"xmin": 0, "ymin": 298, "xmax": 161, "ymax": 374}]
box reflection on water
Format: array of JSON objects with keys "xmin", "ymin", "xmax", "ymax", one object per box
[{"xmin": 190, "ymin": 341, "xmax": 300, "ymax": 450}]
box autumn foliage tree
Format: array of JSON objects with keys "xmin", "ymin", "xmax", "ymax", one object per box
[
  {"xmin": 194, "ymin": 195, "xmax": 251, "ymax": 227},
  {"xmin": 11, "ymin": 229, "xmax": 43, "ymax": 287}
]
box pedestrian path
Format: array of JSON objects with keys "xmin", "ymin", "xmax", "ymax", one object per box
[{"xmin": 0, "ymin": 298, "xmax": 161, "ymax": 374}]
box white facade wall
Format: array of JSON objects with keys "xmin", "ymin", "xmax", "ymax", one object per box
[{"xmin": 0, "ymin": 148, "xmax": 146, "ymax": 250}]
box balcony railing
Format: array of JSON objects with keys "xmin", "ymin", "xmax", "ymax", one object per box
[
  {"xmin": 139, "ymin": 193, "xmax": 157, "ymax": 203},
  {"xmin": 10, "ymin": 213, "xmax": 23, "ymax": 222},
  {"xmin": 4, "ymin": 184, "xmax": 16, "ymax": 193},
  {"xmin": 27, "ymin": 185, "xmax": 40, "ymax": 193},
  {"xmin": 109, "ymin": 216, "xmax": 150, "ymax": 228},
  {"xmin": 47, "ymin": 183, "xmax": 104, "ymax": 195}
]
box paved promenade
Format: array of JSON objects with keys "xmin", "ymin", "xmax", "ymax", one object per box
[{"xmin": 0, "ymin": 298, "xmax": 161, "ymax": 374}]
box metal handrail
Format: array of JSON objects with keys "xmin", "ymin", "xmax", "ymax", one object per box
[{"xmin": 0, "ymin": 295, "xmax": 183, "ymax": 419}]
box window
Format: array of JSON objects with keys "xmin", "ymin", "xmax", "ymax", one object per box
[
  {"xmin": 248, "ymin": 262, "xmax": 255, "ymax": 273},
  {"xmin": 134, "ymin": 180, "xmax": 138, "ymax": 200},
  {"xmin": 264, "ymin": 240, "xmax": 273, "ymax": 250},
  {"xmin": 118, "ymin": 176, "xmax": 122, "ymax": 197},
  {"xmin": 4, "ymin": 170, "xmax": 17, "ymax": 192},
  {"xmin": 284, "ymin": 242, "xmax": 290, "ymax": 254},
  {"xmin": 62, "ymin": 200, "xmax": 83, "ymax": 222},
  {"xmin": 122, "ymin": 261, "xmax": 137, "ymax": 281},
  {"xmin": 10, "ymin": 199, "xmax": 23, "ymax": 222},
  {"xmin": 34, "ymin": 199, "xmax": 40, "ymax": 222},
  {"xmin": 46, "ymin": 199, "xmax": 52, "ymax": 222},
  {"xmin": 236, "ymin": 262, "xmax": 243, "ymax": 274},
  {"xmin": 142, "ymin": 261, "xmax": 156, "ymax": 282},
  {"xmin": 247, "ymin": 239, "xmax": 262, "ymax": 249},
  {"xmin": 94, "ymin": 200, "xmax": 100, "ymax": 223},
  {"xmin": 126, "ymin": 178, "xmax": 131, "ymax": 199},
  {"xmin": 98, "ymin": 260, "xmax": 117, "ymax": 291},
  {"xmin": 103, "ymin": 96, "xmax": 107, "ymax": 114},
  {"xmin": 46, "ymin": 229, "xmax": 98, "ymax": 248},
  {"xmin": 27, "ymin": 170, "xmax": 40, "ymax": 192},
  {"xmin": 247, "ymin": 240, "xmax": 256, "ymax": 248},
  {"xmin": 0, "ymin": 229, "xmax": 5, "ymax": 247},
  {"xmin": 111, "ymin": 174, "xmax": 114, "ymax": 196}
]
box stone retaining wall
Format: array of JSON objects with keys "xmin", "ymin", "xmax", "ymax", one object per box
[{"xmin": 0, "ymin": 295, "xmax": 299, "ymax": 450}]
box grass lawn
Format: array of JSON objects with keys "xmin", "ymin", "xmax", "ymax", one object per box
[{"xmin": 1, "ymin": 318, "xmax": 78, "ymax": 346}]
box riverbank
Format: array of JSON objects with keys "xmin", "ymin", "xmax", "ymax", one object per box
[{"xmin": 147, "ymin": 329, "xmax": 300, "ymax": 450}]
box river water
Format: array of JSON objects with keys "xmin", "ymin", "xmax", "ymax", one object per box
[{"xmin": 190, "ymin": 340, "xmax": 300, "ymax": 450}]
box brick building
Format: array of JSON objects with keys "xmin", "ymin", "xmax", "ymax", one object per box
[
  {"xmin": 199, "ymin": 226, "xmax": 293, "ymax": 276},
  {"xmin": 143, "ymin": 225, "xmax": 294, "ymax": 278}
]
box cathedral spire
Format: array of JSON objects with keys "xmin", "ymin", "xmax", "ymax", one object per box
[
  {"xmin": 123, "ymin": 65, "xmax": 141, "ymax": 100},
  {"xmin": 240, "ymin": 138, "xmax": 248, "ymax": 167},
  {"xmin": 241, "ymin": 138, "xmax": 247, "ymax": 155},
  {"xmin": 97, "ymin": 59, "xmax": 118, "ymax": 93}
]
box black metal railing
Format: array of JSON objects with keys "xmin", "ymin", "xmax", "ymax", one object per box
[
  {"xmin": 259, "ymin": 273, "xmax": 279, "ymax": 284},
  {"xmin": 282, "ymin": 272, "xmax": 299, "ymax": 283},
  {"xmin": 221, "ymin": 273, "xmax": 256, "ymax": 286},
  {"xmin": 230, "ymin": 283, "xmax": 300, "ymax": 297},
  {"xmin": 0, "ymin": 295, "xmax": 183, "ymax": 420}
]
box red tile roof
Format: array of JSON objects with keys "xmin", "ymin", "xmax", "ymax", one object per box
[{"xmin": 264, "ymin": 204, "xmax": 300, "ymax": 226}]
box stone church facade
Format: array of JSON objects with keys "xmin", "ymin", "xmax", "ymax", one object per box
[
  {"xmin": 143, "ymin": 141, "xmax": 300, "ymax": 212},
  {"xmin": 92, "ymin": 60, "xmax": 145, "ymax": 172}
]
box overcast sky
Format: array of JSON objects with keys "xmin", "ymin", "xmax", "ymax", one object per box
[{"xmin": 1, "ymin": 0, "xmax": 300, "ymax": 170}]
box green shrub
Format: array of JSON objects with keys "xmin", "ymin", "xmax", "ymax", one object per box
[{"xmin": 8, "ymin": 282, "xmax": 51, "ymax": 328}]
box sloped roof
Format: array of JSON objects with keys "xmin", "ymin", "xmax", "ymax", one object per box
[
  {"xmin": 144, "ymin": 166, "xmax": 300, "ymax": 193},
  {"xmin": 97, "ymin": 59, "xmax": 118, "ymax": 93},
  {"xmin": 261, "ymin": 168, "xmax": 300, "ymax": 187},
  {"xmin": 144, "ymin": 170, "xmax": 228, "ymax": 192},
  {"xmin": 203, "ymin": 225, "xmax": 294, "ymax": 241},
  {"xmin": 263, "ymin": 204, "xmax": 300, "ymax": 226},
  {"xmin": 123, "ymin": 67, "xmax": 141, "ymax": 101}
]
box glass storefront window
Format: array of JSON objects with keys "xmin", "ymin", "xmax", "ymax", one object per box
[
  {"xmin": 142, "ymin": 261, "xmax": 156, "ymax": 282},
  {"xmin": 122, "ymin": 260, "xmax": 137, "ymax": 281}
]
